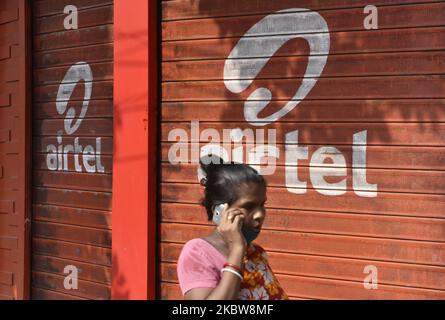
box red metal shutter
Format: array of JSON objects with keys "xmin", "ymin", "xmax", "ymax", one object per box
[
  {"xmin": 160, "ymin": 0, "xmax": 445, "ymax": 299},
  {"xmin": 31, "ymin": 0, "xmax": 113, "ymax": 300},
  {"xmin": 0, "ymin": 0, "xmax": 31, "ymax": 300}
]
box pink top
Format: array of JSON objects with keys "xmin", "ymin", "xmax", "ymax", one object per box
[{"xmin": 177, "ymin": 238, "xmax": 226, "ymax": 295}]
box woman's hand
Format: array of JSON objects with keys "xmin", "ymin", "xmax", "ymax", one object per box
[
  {"xmin": 216, "ymin": 204, "xmax": 247, "ymax": 253},
  {"xmin": 185, "ymin": 204, "xmax": 247, "ymax": 300}
]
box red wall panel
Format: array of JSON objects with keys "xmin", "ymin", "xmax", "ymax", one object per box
[
  {"xmin": 0, "ymin": 0, "xmax": 31, "ymax": 300},
  {"xmin": 31, "ymin": 0, "xmax": 113, "ymax": 300},
  {"xmin": 159, "ymin": 0, "xmax": 445, "ymax": 299}
]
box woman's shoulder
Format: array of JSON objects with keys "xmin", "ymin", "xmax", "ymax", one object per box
[
  {"xmin": 248, "ymin": 242, "xmax": 269, "ymax": 260},
  {"xmin": 177, "ymin": 238, "xmax": 225, "ymax": 276},
  {"xmin": 181, "ymin": 238, "xmax": 209, "ymax": 251},
  {"xmin": 179, "ymin": 238, "xmax": 221, "ymax": 261}
]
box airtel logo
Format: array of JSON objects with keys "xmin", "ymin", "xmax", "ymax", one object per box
[
  {"xmin": 46, "ymin": 62, "xmax": 105, "ymax": 173},
  {"xmin": 224, "ymin": 8, "xmax": 330, "ymax": 126},
  {"xmin": 172, "ymin": 8, "xmax": 377, "ymax": 197},
  {"xmin": 219, "ymin": 9, "xmax": 378, "ymax": 197}
]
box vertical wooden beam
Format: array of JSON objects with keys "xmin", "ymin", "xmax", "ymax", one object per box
[{"xmin": 113, "ymin": 0, "xmax": 158, "ymax": 299}]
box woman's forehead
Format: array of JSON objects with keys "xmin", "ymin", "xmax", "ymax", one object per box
[{"xmin": 236, "ymin": 183, "xmax": 266, "ymax": 203}]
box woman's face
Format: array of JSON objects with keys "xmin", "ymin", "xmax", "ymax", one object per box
[{"xmin": 229, "ymin": 183, "xmax": 267, "ymax": 232}]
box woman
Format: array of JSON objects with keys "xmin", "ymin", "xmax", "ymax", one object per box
[{"xmin": 177, "ymin": 155, "xmax": 288, "ymax": 300}]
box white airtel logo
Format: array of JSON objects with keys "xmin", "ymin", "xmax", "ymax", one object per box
[
  {"xmin": 223, "ymin": 8, "xmax": 330, "ymax": 126},
  {"xmin": 214, "ymin": 8, "xmax": 377, "ymax": 198},
  {"xmin": 46, "ymin": 61, "xmax": 105, "ymax": 173}
]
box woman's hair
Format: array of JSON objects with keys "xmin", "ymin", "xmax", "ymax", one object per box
[{"xmin": 199, "ymin": 154, "xmax": 267, "ymax": 221}]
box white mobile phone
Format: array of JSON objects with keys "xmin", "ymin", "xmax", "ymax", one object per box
[{"xmin": 212, "ymin": 203, "xmax": 226, "ymax": 225}]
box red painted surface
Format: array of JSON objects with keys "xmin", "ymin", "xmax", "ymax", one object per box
[
  {"xmin": 0, "ymin": 0, "xmax": 31, "ymax": 300},
  {"xmin": 159, "ymin": 0, "xmax": 445, "ymax": 299},
  {"xmin": 6, "ymin": 0, "xmax": 441, "ymax": 300},
  {"xmin": 31, "ymin": 1, "xmax": 113, "ymax": 300},
  {"xmin": 113, "ymin": 0, "xmax": 158, "ymax": 299}
]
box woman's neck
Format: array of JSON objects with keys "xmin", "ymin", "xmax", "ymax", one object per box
[{"xmin": 206, "ymin": 229, "xmax": 230, "ymax": 257}]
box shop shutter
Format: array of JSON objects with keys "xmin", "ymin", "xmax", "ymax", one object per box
[
  {"xmin": 31, "ymin": 0, "xmax": 113, "ymax": 300},
  {"xmin": 160, "ymin": 0, "xmax": 445, "ymax": 299}
]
